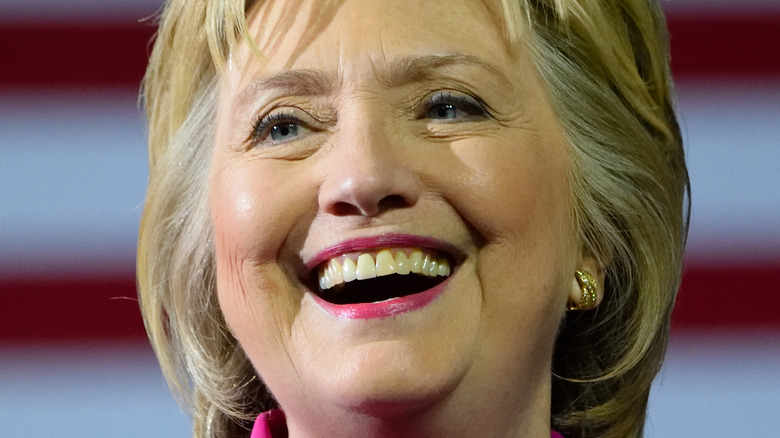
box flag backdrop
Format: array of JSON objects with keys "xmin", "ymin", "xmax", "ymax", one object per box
[{"xmin": 1, "ymin": 0, "xmax": 779, "ymax": 436}]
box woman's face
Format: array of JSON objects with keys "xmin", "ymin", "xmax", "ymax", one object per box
[{"xmin": 211, "ymin": 0, "xmax": 584, "ymax": 433}]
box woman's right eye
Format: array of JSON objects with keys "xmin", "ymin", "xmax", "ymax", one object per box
[
  {"xmin": 268, "ymin": 122, "xmax": 301, "ymax": 142},
  {"xmin": 251, "ymin": 112, "xmax": 312, "ymax": 146}
]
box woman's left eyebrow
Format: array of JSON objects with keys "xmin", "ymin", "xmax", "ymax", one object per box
[{"xmin": 378, "ymin": 54, "xmax": 513, "ymax": 90}]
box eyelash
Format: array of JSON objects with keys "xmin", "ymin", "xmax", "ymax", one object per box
[
  {"xmin": 248, "ymin": 91, "xmax": 491, "ymax": 146},
  {"xmin": 250, "ymin": 111, "xmax": 306, "ymax": 145},
  {"xmin": 422, "ymin": 91, "xmax": 490, "ymax": 120}
]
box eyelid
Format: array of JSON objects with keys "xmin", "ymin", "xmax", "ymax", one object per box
[
  {"xmin": 249, "ymin": 107, "xmax": 316, "ymax": 146},
  {"xmin": 419, "ymin": 90, "xmax": 491, "ymax": 120}
]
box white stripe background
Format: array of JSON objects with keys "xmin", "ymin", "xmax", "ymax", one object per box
[{"xmin": 1, "ymin": 0, "xmax": 779, "ymax": 436}]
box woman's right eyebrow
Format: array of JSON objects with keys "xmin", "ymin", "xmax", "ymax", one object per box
[{"xmin": 233, "ymin": 69, "xmax": 335, "ymax": 110}]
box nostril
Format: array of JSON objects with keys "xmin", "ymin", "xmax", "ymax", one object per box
[
  {"xmin": 329, "ymin": 195, "xmax": 408, "ymax": 217},
  {"xmin": 317, "ymin": 155, "xmax": 421, "ymax": 217},
  {"xmin": 325, "ymin": 191, "xmax": 415, "ymax": 217},
  {"xmin": 377, "ymin": 194, "xmax": 412, "ymax": 212},
  {"xmin": 330, "ymin": 201, "xmax": 364, "ymax": 216}
]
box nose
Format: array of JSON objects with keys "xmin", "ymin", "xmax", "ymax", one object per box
[{"xmin": 318, "ymin": 120, "xmax": 421, "ymax": 217}]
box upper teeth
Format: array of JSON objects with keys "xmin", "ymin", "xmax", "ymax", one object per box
[{"xmin": 318, "ymin": 248, "xmax": 451, "ymax": 291}]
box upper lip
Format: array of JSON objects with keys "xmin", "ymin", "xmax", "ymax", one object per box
[{"xmin": 304, "ymin": 233, "xmax": 465, "ymax": 271}]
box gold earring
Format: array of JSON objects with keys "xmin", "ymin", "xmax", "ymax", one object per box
[{"xmin": 568, "ymin": 270, "xmax": 598, "ymax": 311}]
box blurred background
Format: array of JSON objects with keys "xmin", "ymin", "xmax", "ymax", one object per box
[{"xmin": 1, "ymin": 0, "xmax": 778, "ymax": 436}]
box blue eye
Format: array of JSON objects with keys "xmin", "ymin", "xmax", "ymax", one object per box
[
  {"xmin": 423, "ymin": 92, "xmax": 488, "ymax": 121},
  {"xmin": 269, "ymin": 122, "xmax": 300, "ymax": 141},
  {"xmin": 428, "ymin": 104, "xmax": 459, "ymax": 119},
  {"xmin": 251, "ymin": 112, "xmax": 311, "ymax": 145}
]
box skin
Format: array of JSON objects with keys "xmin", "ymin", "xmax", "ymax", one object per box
[{"xmin": 210, "ymin": 0, "xmax": 602, "ymax": 436}]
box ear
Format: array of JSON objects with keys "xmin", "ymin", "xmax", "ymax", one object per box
[{"xmin": 567, "ymin": 255, "xmax": 605, "ymax": 309}]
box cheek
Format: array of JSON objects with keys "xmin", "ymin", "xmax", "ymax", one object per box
[
  {"xmin": 447, "ymin": 136, "xmax": 575, "ymax": 311},
  {"xmin": 449, "ymin": 138, "xmax": 573, "ymax": 246},
  {"xmin": 210, "ymin": 164, "xmax": 302, "ymax": 264},
  {"xmin": 210, "ymin": 168, "xmax": 271, "ymax": 332},
  {"xmin": 209, "ymin": 163, "xmax": 299, "ymax": 313},
  {"xmin": 209, "ymin": 163, "xmax": 309, "ymax": 363}
]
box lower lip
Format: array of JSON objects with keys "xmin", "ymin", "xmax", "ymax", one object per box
[{"xmin": 311, "ymin": 277, "xmax": 450, "ymax": 320}]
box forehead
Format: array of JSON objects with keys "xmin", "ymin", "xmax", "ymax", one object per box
[{"xmin": 230, "ymin": 0, "xmax": 517, "ymax": 84}]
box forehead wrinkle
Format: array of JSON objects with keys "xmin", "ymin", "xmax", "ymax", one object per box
[{"xmin": 378, "ymin": 54, "xmax": 514, "ymax": 90}]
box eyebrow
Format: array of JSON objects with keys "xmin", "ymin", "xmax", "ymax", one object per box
[
  {"xmin": 379, "ymin": 54, "xmax": 513, "ymax": 90},
  {"xmin": 234, "ymin": 69, "xmax": 334, "ymax": 111},
  {"xmin": 233, "ymin": 53, "xmax": 511, "ymax": 109}
]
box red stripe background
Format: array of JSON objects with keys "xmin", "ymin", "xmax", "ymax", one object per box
[
  {"xmin": 2, "ymin": 11, "xmax": 780, "ymax": 87},
  {"xmin": 1, "ymin": 10, "xmax": 779, "ymax": 343},
  {"xmin": 1, "ymin": 264, "xmax": 779, "ymax": 343}
]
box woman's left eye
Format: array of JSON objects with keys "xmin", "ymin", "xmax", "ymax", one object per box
[{"xmin": 422, "ymin": 92, "xmax": 489, "ymax": 121}]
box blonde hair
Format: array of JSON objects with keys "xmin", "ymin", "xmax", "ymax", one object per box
[{"xmin": 138, "ymin": 1, "xmax": 688, "ymax": 437}]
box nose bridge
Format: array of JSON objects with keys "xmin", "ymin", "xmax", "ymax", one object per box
[{"xmin": 318, "ymin": 106, "xmax": 420, "ymax": 217}]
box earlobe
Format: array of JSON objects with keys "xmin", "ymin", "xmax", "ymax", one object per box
[{"xmin": 567, "ymin": 258, "xmax": 605, "ymax": 311}]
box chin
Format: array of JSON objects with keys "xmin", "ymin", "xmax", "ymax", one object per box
[{"xmin": 313, "ymin": 341, "xmax": 465, "ymax": 416}]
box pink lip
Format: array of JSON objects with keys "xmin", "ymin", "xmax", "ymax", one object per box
[
  {"xmin": 305, "ymin": 233, "xmax": 461, "ymax": 270},
  {"xmin": 310, "ymin": 275, "xmax": 451, "ymax": 320}
]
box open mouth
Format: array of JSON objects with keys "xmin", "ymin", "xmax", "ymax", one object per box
[{"xmin": 311, "ymin": 248, "xmax": 453, "ymax": 305}]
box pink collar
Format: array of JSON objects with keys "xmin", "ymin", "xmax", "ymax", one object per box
[
  {"xmin": 250, "ymin": 410, "xmax": 287, "ymax": 438},
  {"xmin": 251, "ymin": 410, "xmax": 565, "ymax": 438}
]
